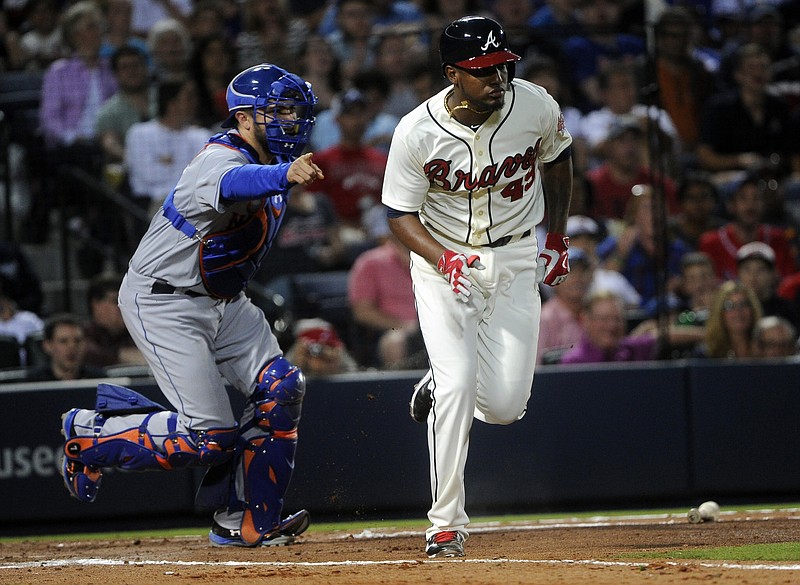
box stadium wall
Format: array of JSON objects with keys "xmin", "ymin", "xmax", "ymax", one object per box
[{"xmin": 1, "ymin": 360, "xmax": 798, "ymax": 534}]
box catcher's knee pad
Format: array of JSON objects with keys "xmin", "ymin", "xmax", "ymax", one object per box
[
  {"xmin": 239, "ymin": 434, "xmax": 298, "ymax": 545},
  {"xmin": 64, "ymin": 384, "xmax": 238, "ymax": 471},
  {"xmin": 253, "ymin": 356, "xmax": 306, "ymax": 434}
]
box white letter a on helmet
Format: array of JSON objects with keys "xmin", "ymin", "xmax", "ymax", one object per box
[{"xmin": 480, "ymin": 31, "xmax": 500, "ymax": 52}]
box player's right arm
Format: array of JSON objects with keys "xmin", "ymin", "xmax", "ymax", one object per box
[
  {"xmin": 387, "ymin": 212, "xmax": 445, "ymax": 266},
  {"xmin": 388, "ymin": 211, "xmax": 483, "ymax": 302},
  {"xmin": 219, "ymin": 154, "xmax": 324, "ymax": 201}
]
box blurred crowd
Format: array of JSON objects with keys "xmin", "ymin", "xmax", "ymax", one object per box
[{"xmin": 1, "ymin": 0, "xmax": 800, "ymax": 380}]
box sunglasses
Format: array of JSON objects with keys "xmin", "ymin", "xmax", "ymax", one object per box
[
  {"xmin": 723, "ymin": 299, "xmax": 751, "ymax": 312},
  {"xmin": 456, "ymin": 63, "xmax": 508, "ymax": 78}
]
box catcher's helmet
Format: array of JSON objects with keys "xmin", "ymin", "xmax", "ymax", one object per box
[
  {"xmin": 439, "ymin": 16, "xmax": 521, "ymax": 74},
  {"xmin": 221, "ymin": 63, "xmax": 317, "ymax": 160}
]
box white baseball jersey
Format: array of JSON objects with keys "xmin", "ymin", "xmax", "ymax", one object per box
[
  {"xmin": 382, "ymin": 78, "xmax": 572, "ymax": 542},
  {"xmin": 382, "ymin": 79, "xmax": 571, "ymax": 245}
]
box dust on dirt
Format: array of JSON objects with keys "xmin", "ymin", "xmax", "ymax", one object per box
[{"xmin": 1, "ymin": 510, "xmax": 798, "ymax": 585}]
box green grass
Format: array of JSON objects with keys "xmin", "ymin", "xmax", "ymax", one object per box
[{"xmin": 629, "ymin": 542, "xmax": 800, "ymax": 562}]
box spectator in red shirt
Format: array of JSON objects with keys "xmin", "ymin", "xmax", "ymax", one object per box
[
  {"xmin": 699, "ymin": 174, "xmax": 797, "ymax": 281},
  {"xmin": 586, "ymin": 115, "xmax": 677, "ymax": 223},
  {"xmin": 307, "ymin": 88, "xmax": 388, "ymax": 250},
  {"xmin": 347, "ymin": 212, "xmax": 426, "ymax": 369}
]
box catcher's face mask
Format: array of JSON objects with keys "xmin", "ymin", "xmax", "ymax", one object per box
[{"xmin": 222, "ymin": 63, "xmax": 317, "ymax": 160}]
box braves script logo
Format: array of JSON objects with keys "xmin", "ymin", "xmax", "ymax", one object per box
[
  {"xmin": 424, "ymin": 140, "xmax": 541, "ymax": 200},
  {"xmin": 480, "ymin": 30, "xmax": 501, "ymax": 52}
]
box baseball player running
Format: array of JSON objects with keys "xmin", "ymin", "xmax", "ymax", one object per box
[
  {"xmin": 382, "ymin": 16, "xmax": 573, "ymax": 558},
  {"xmin": 60, "ymin": 63, "xmax": 324, "ymax": 547}
]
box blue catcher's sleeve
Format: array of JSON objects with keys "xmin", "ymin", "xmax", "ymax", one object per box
[{"xmin": 220, "ymin": 163, "xmax": 293, "ymax": 201}]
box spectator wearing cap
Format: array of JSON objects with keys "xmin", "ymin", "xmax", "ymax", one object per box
[
  {"xmin": 736, "ymin": 241, "xmax": 800, "ymax": 328},
  {"xmin": 346, "ymin": 213, "xmax": 426, "ymax": 369},
  {"xmin": 585, "ymin": 115, "xmax": 678, "ymax": 222},
  {"xmin": 310, "ymin": 74, "xmax": 400, "ymax": 153},
  {"xmin": 537, "ymin": 247, "xmax": 593, "ymax": 365},
  {"xmin": 752, "ymin": 315, "xmax": 798, "ymax": 359},
  {"xmin": 566, "ymin": 215, "xmax": 641, "ymax": 307},
  {"xmin": 667, "ymin": 173, "xmax": 725, "ymax": 250},
  {"xmin": 284, "ymin": 318, "xmax": 358, "ymax": 377},
  {"xmin": 306, "ymin": 88, "xmax": 389, "ymax": 251},
  {"xmin": 698, "ymin": 174, "xmax": 797, "ymax": 281}
]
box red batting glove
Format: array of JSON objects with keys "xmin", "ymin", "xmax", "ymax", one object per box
[
  {"xmin": 537, "ymin": 233, "xmax": 570, "ymax": 286},
  {"xmin": 437, "ymin": 249, "xmax": 483, "ymax": 302}
]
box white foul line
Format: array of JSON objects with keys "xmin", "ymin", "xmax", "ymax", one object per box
[{"xmin": 1, "ymin": 558, "xmax": 799, "ymax": 571}]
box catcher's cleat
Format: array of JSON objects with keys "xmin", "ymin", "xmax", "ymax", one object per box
[
  {"xmin": 425, "ymin": 530, "xmax": 465, "ymax": 558},
  {"xmin": 61, "ymin": 409, "xmax": 103, "ymax": 503},
  {"xmin": 409, "ymin": 370, "xmax": 433, "ymax": 423},
  {"xmin": 208, "ymin": 509, "xmax": 310, "ymax": 547}
]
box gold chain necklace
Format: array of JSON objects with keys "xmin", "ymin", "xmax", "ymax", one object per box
[{"xmin": 444, "ymin": 90, "xmax": 490, "ymax": 117}]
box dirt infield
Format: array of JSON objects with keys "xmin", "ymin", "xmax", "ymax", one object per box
[{"xmin": 1, "ymin": 509, "xmax": 799, "ymax": 584}]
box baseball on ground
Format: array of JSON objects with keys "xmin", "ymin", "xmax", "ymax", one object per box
[{"xmin": 698, "ymin": 501, "xmax": 720, "ymax": 521}]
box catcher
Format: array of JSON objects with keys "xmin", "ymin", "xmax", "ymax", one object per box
[{"xmin": 59, "ymin": 63, "xmax": 324, "ymax": 547}]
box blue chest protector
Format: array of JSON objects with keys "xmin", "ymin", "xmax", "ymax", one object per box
[{"xmin": 163, "ymin": 133, "xmax": 287, "ymax": 299}]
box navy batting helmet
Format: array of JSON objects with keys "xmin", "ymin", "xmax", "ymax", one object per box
[
  {"xmin": 221, "ymin": 63, "xmax": 317, "ymax": 160},
  {"xmin": 439, "ymin": 16, "xmax": 521, "ymax": 75}
]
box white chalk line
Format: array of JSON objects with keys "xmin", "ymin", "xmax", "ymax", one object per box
[
  {"xmin": 1, "ymin": 557, "xmax": 799, "ymax": 572},
  {"xmin": 2, "ymin": 510, "xmax": 798, "ymax": 573}
]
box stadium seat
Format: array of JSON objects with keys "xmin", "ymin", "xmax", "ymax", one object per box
[{"xmin": 0, "ymin": 334, "xmax": 21, "ymax": 369}]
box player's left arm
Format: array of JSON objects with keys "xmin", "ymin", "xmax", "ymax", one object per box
[
  {"xmin": 541, "ymin": 151, "xmax": 573, "ymax": 235},
  {"xmin": 537, "ymin": 150, "xmax": 573, "ymax": 286}
]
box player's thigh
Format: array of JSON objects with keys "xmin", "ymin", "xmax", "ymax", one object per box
[
  {"xmin": 410, "ymin": 253, "xmax": 480, "ymax": 389},
  {"xmin": 214, "ymin": 295, "xmax": 282, "ymax": 398},
  {"xmin": 476, "ymin": 251, "xmax": 541, "ymax": 423},
  {"xmin": 119, "ymin": 288, "xmax": 236, "ymax": 429}
]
